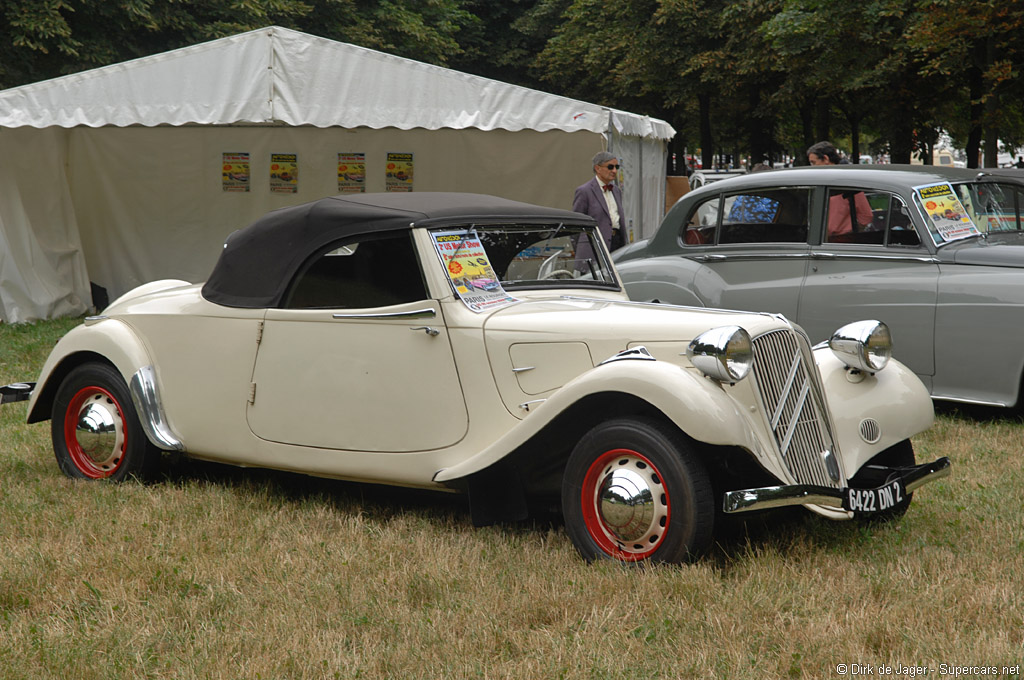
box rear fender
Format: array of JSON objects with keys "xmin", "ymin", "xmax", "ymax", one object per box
[{"xmin": 28, "ymin": 319, "xmax": 153, "ymax": 424}]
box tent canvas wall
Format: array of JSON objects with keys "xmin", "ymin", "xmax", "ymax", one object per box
[{"xmin": 0, "ymin": 26, "xmax": 674, "ymax": 322}]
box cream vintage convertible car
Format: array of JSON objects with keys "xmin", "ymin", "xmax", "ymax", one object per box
[{"xmin": 2, "ymin": 193, "xmax": 950, "ymax": 564}]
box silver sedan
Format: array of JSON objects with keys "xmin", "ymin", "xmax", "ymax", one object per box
[{"xmin": 615, "ymin": 164, "xmax": 1024, "ymax": 408}]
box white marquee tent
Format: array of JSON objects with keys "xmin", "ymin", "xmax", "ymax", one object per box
[{"xmin": 0, "ymin": 26, "xmax": 674, "ymax": 322}]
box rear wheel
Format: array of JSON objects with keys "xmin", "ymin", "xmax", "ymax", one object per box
[
  {"xmin": 51, "ymin": 363, "xmax": 159, "ymax": 481},
  {"xmin": 561, "ymin": 417, "xmax": 714, "ymax": 564}
]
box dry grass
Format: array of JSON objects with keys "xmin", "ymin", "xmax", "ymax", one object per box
[{"xmin": 1, "ymin": 319, "xmax": 1023, "ymax": 679}]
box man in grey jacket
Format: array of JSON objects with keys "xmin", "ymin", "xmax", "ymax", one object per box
[{"xmin": 573, "ymin": 151, "xmax": 626, "ymax": 251}]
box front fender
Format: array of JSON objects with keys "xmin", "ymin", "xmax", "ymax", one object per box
[
  {"xmin": 815, "ymin": 348, "xmax": 934, "ymax": 477},
  {"xmin": 434, "ymin": 358, "xmax": 764, "ymax": 483}
]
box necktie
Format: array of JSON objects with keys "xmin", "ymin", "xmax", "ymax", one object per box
[{"xmin": 603, "ymin": 184, "xmax": 612, "ymax": 192}]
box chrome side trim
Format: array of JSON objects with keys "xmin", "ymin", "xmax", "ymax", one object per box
[
  {"xmin": 690, "ymin": 253, "xmax": 810, "ymax": 262},
  {"xmin": 723, "ymin": 456, "xmax": 951, "ymax": 514},
  {"xmin": 688, "ymin": 252, "xmax": 938, "ymax": 264},
  {"xmin": 333, "ymin": 307, "xmax": 437, "ymax": 320},
  {"xmin": 812, "ymin": 252, "xmax": 939, "ymax": 263},
  {"xmin": 84, "ymin": 315, "xmax": 108, "ymax": 326},
  {"xmin": 129, "ymin": 366, "xmax": 184, "ymax": 452}
]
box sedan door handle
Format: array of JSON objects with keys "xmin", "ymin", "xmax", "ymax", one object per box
[
  {"xmin": 811, "ymin": 252, "xmax": 837, "ymax": 259},
  {"xmin": 411, "ymin": 326, "xmax": 440, "ymax": 337}
]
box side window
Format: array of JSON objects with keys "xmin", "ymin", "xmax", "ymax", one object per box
[
  {"xmin": 283, "ymin": 231, "xmax": 428, "ymax": 309},
  {"xmin": 825, "ymin": 191, "xmax": 920, "ymax": 247},
  {"xmin": 683, "ymin": 195, "xmax": 721, "ymax": 245},
  {"xmin": 885, "ymin": 195, "xmax": 921, "ymax": 246},
  {"xmin": 720, "ymin": 188, "xmax": 810, "ymax": 244}
]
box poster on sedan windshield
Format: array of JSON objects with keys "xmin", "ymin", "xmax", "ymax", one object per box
[
  {"xmin": 432, "ymin": 230, "xmax": 517, "ymax": 312},
  {"xmin": 914, "ymin": 182, "xmax": 979, "ymax": 241}
]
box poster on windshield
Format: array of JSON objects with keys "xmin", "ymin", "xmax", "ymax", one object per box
[
  {"xmin": 915, "ymin": 182, "xmax": 979, "ymax": 241},
  {"xmin": 432, "ymin": 230, "xmax": 517, "ymax": 312}
]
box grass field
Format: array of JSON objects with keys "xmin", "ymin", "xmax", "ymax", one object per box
[{"xmin": 1, "ymin": 319, "xmax": 1022, "ymax": 679}]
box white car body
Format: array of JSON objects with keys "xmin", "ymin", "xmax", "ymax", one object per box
[{"xmin": 10, "ymin": 193, "xmax": 949, "ymax": 564}]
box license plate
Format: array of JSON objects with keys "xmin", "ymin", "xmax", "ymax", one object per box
[{"xmin": 843, "ymin": 479, "xmax": 906, "ymax": 513}]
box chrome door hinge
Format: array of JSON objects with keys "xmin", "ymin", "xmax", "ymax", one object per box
[
  {"xmin": 248, "ymin": 382, "xmax": 257, "ymax": 405},
  {"xmin": 256, "ymin": 320, "xmax": 264, "ymax": 346}
]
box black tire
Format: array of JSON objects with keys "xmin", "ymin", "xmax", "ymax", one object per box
[
  {"xmin": 51, "ymin": 362, "xmax": 159, "ymax": 481},
  {"xmin": 561, "ymin": 417, "xmax": 714, "ymax": 564},
  {"xmin": 849, "ymin": 439, "xmax": 916, "ymax": 522}
]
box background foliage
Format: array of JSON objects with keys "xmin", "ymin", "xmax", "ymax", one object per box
[{"xmin": 2, "ymin": 1, "xmax": 1024, "ymax": 164}]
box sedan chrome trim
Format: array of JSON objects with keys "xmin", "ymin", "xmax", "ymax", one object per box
[
  {"xmin": 812, "ymin": 252, "xmax": 939, "ymax": 263},
  {"xmin": 690, "ymin": 253, "xmax": 809, "ymax": 262},
  {"xmin": 332, "ymin": 307, "xmax": 437, "ymax": 320},
  {"xmin": 128, "ymin": 366, "xmax": 185, "ymax": 452},
  {"xmin": 722, "ymin": 456, "xmax": 951, "ymax": 514}
]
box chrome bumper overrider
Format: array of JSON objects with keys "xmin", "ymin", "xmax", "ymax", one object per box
[
  {"xmin": 0, "ymin": 382, "xmax": 35, "ymax": 404},
  {"xmin": 722, "ymin": 456, "xmax": 951, "ymax": 514}
]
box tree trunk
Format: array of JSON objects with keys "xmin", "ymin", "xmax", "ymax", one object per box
[
  {"xmin": 814, "ymin": 97, "xmax": 830, "ymax": 143},
  {"xmin": 699, "ymin": 91, "xmax": 714, "ymax": 170},
  {"xmin": 965, "ymin": 39, "xmax": 986, "ymax": 168}
]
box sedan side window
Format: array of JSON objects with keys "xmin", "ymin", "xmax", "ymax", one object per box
[
  {"xmin": 825, "ymin": 191, "xmax": 920, "ymax": 247},
  {"xmin": 283, "ymin": 231, "xmax": 428, "ymax": 309},
  {"xmin": 682, "ymin": 188, "xmax": 812, "ymax": 246}
]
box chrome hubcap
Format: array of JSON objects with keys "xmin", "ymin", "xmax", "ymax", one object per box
[
  {"xmin": 594, "ymin": 454, "xmax": 668, "ymax": 552},
  {"xmin": 73, "ymin": 394, "xmax": 125, "ymax": 471}
]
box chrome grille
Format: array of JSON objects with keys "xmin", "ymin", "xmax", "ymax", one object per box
[{"xmin": 751, "ymin": 329, "xmax": 840, "ymax": 488}]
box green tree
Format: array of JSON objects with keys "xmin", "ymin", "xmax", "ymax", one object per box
[
  {"xmin": 905, "ymin": 0, "xmax": 1024, "ymax": 167},
  {"xmin": 0, "ymin": 0, "xmax": 474, "ymax": 89}
]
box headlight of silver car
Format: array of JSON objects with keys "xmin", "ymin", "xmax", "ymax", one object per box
[
  {"xmin": 686, "ymin": 325, "xmax": 753, "ymax": 382},
  {"xmin": 829, "ymin": 320, "xmax": 891, "ymax": 373}
]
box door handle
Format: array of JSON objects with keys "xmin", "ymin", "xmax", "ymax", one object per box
[{"xmin": 411, "ymin": 326, "xmax": 440, "ymax": 337}]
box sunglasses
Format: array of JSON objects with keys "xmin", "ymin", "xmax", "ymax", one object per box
[{"xmin": 603, "ymin": 164, "xmax": 620, "ymax": 170}]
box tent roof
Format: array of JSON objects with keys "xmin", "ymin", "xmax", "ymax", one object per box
[{"xmin": 0, "ymin": 26, "xmax": 674, "ymax": 140}]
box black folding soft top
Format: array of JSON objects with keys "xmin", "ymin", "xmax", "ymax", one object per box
[{"xmin": 201, "ymin": 192, "xmax": 593, "ymax": 308}]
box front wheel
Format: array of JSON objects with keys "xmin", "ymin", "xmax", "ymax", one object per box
[
  {"xmin": 51, "ymin": 362, "xmax": 159, "ymax": 481},
  {"xmin": 561, "ymin": 417, "xmax": 714, "ymax": 564}
]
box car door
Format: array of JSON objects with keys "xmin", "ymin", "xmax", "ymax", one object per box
[
  {"xmin": 797, "ymin": 188, "xmax": 939, "ymax": 379},
  {"xmin": 246, "ymin": 231, "xmax": 469, "ymax": 452},
  {"xmin": 683, "ymin": 187, "xmax": 814, "ymax": 319}
]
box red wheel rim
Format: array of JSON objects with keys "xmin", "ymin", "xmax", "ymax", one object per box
[
  {"xmin": 580, "ymin": 448, "xmax": 671, "ymax": 561},
  {"xmin": 63, "ymin": 386, "xmax": 127, "ymax": 478}
]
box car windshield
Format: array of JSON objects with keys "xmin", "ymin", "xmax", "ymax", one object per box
[
  {"xmin": 431, "ymin": 223, "xmax": 618, "ymax": 289},
  {"xmin": 918, "ymin": 181, "xmax": 1024, "ymax": 245}
]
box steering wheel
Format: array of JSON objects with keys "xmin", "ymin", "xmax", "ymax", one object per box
[{"xmin": 541, "ymin": 269, "xmax": 575, "ymax": 280}]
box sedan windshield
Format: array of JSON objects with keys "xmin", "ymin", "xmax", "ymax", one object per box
[
  {"xmin": 431, "ymin": 223, "xmax": 619, "ymax": 289},
  {"xmin": 919, "ymin": 181, "xmax": 1024, "ymax": 245}
]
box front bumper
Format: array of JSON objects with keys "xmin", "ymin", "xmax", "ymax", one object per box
[
  {"xmin": 722, "ymin": 456, "xmax": 951, "ymax": 514},
  {"xmin": 0, "ymin": 382, "xmax": 35, "ymax": 405}
]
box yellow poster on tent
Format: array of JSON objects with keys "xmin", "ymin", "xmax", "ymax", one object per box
[
  {"xmin": 270, "ymin": 153, "xmax": 298, "ymax": 194},
  {"xmin": 222, "ymin": 152, "xmax": 250, "ymax": 192},
  {"xmin": 338, "ymin": 153, "xmax": 365, "ymax": 193},
  {"xmin": 385, "ymin": 152, "xmax": 413, "ymax": 192}
]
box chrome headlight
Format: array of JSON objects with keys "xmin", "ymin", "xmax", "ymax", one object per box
[
  {"xmin": 686, "ymin": 326, "xmax": 753, "ymax": 382},
  {"xmin": 829, "ymin": 320, "xmax": 891, "ymax": 373}
]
